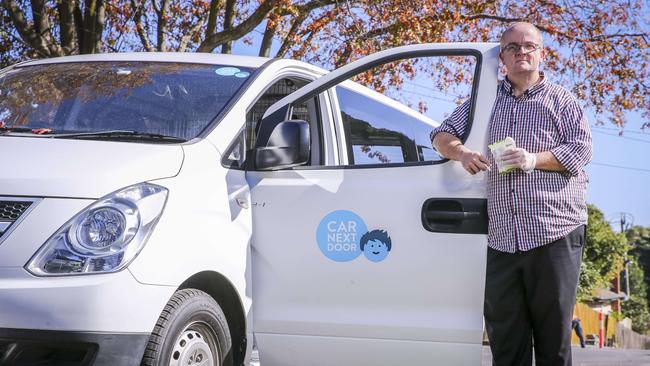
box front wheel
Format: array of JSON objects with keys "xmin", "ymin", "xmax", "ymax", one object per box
[{"xmin": 141, "ymin": 289, "xmax": 233, "ymax": 366}]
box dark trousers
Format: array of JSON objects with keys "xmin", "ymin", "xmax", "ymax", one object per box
[{"xmin": 484, "ymin": 225, "xmax": 584, "ymax": 366}]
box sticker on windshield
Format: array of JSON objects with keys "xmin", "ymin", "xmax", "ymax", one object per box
[
  {"xmin": 316, "ymin": 210, "xmax": 391, "ymax": 263},
  {"xmin": 116, "ymin": 68, "xmax": 132, "ymax": 76},
  {"xmin": 215, "ymin": 67, "xmax": 241, "ymax": 76},
  {"xmin": 234, "ymin": 71, "xmax": 250, "ymax": 78}
]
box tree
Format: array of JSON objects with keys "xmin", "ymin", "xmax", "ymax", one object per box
[
  {"xmin": 0, "ymin": 0, "xmax": 648, "ymax": 127},
  {"xmin": 0, "ymin": 0, "xmax": 107, "ymax": 57},
  {"xmin": 577, "ymin": 204, "xmax": 629, "ymax": 302},
  {"xmin": 627, "ymin": 225, "xmax": 650, "ymax": 307}
]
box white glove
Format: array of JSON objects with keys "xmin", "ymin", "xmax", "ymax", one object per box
[{"xmin": 501, "ymin": 147, "xmax": 537, "ymax": 173}]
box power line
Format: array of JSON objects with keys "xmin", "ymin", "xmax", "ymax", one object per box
[
  {"xmin": 395, "ymin": 88, "xmax": 458, "ymax": 104},
  {"xmin": 402, "ymin": 80, "xmax": 467, "ymax": 100},
  {"xmin": 592, "ymin": 129, "xmax": 650, "ymax": 144},
  {"xmin": 590, "ymin": 162, "xmax": 650, "ymax": 173},
  {"xmin": 591, "ymin": 125, "xmax": 650, "ymax": 136}
]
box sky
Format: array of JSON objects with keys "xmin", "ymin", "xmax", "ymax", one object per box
[{"xmin": 231, "ymin": 26, "xmax": 650, "ymax": 229}]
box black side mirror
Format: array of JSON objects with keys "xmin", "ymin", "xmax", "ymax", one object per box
[{"xmin": 255, "ymin": 120, "xmax": 310, "ymax": 170}]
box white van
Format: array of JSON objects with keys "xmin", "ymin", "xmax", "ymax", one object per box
[{"xmin": 0, "ymin": 43, "xmax": 498, "ymax": 366}]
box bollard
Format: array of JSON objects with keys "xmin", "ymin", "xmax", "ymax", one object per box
[{"xmin": 599, "ymin": 310, "xmax": 604, "ymax": 348}]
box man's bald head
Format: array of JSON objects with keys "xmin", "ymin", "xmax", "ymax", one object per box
[{"xmin": 500, "ymin": 22, "xmax": 544, "ymax": 48}]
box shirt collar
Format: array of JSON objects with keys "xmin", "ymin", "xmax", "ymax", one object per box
[{"xmin": 502, "ymin": 72, "xmax": 547, "ymax": 97}]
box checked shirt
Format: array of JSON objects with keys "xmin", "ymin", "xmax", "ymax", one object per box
[{"xmin": 431, "ymin": 74, "xmax": 592, "ymax": 253}]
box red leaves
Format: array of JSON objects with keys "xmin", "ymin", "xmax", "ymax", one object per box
[{"xmin": 31, "ymin": 128, "xmax": 52, "ymax": 135}]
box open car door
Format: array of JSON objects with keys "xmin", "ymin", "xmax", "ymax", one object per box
[{"xmin": 248, "ymin": 43, "xmax": 499, "ymax": 365}]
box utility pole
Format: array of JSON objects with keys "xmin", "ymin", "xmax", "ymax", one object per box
[{"xmin": 620, "ymin": 212, "xmax": 634, "ymax": 302}]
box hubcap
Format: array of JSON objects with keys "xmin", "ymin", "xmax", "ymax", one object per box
[{"xmin": 169, "ymin": 322, "xmax": 219, "ymax": 366}]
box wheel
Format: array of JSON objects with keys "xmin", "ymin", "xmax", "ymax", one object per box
[{"xmin": 141, "ymin": 289, "xmax": 233, "ymax": 366}]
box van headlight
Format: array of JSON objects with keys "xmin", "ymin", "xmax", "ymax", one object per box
[{"xmin": 26, "ymin": 183, "xmax": 168, "ymax": 276}]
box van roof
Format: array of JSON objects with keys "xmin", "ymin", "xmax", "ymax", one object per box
[{"xmin": 16, "ymin": 52, "xmax": 273, "ymax": 69}]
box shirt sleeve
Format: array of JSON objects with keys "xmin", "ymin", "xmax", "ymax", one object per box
[
  {"xmin": 550, "ymin": 99, "xmax": 593, "ymax": 176},
  {"xmin": 429, "ymin": 99, "xmax": 472, "ymax": 143}
]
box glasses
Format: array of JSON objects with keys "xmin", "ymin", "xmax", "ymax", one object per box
[{"xmin": 501, "ymin": 42, "xmax": 541, "ymax": 54}]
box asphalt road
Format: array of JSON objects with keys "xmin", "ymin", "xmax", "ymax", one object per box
[{"xmin": 482, "ymin": 346, "xmax": 650, "ymax": 366}]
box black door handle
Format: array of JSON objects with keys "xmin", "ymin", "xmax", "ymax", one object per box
[{"xmin": 421, "ymin": 198, "xmax": 488, "ymax": 234}]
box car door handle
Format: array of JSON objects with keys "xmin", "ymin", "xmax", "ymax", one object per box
[
  {"xmin": 421, "ymin": 198, "xmax": 488, "ymax": 234},
  {"xmin": 424, "ymin": 210, "xmax": 481, "ymax": 221}
]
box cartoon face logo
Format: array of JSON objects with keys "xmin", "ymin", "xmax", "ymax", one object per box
[{"xmin": 360, "ymin": 230, "xmax": 391, "ymax": 262}]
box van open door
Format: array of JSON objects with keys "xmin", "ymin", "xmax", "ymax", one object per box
[{"xmin": 248, "ymin": 43, "xmax": 499, "ymax": 365}]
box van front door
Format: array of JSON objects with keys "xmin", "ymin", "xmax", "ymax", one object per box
[{"xmin": 248, "ymin": 43, "xmax": 499, "ymax": 365}]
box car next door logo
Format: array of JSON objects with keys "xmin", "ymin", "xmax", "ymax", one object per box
[{"xmin": 316, "ymin": 210, "xmax": 392, "ymax": 263}]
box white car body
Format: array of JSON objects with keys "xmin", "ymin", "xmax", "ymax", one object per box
[{"xmin": 0, "ymin": 43, "xmax": 499, "ymax": 365}]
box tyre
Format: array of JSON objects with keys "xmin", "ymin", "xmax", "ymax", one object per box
[{"xmin": 141, "ymin": 289, "xmax": 233, "ymax": 366}]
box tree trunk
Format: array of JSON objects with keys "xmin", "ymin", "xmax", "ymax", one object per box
[
  {"xmin": 155, "ymin": 0, "xmax": 170, "ymax": 52},
  {"xmin": 57, "ymin": 0, "xmax": 76, "ymax": 54},
  {"xmin": 221, "ymin": 0, "xmax": 235, "ymax": 54},
  {"xmin": 258, "ymin": 19, "xmax": 276, "ymax": 57}
]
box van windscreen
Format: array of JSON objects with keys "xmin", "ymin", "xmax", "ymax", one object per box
[{"xmin": 0, "ymin": 62, "xmax": 254, "ymax": 141}]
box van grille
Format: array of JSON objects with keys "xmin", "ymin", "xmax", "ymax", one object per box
[
  {"xmin": 0, "ymin": 198, "xmax": 39, "ymax": 242},
  {"xmin": 0, "ymin": 200, "xmax": 32, "ymax": 220}
]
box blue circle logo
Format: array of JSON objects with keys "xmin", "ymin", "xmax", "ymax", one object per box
[{"xmin": 316, "ymin": 210, "xmax": 367, "ymax": 262}]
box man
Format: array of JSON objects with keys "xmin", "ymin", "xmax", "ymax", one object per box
[
  {"xmin": 431, "ymin": 22, "xmax": 592, "ymax": 365},
  {"xmin": 572, "ymin": 314, "xmax": 586, "ymax": 348}
]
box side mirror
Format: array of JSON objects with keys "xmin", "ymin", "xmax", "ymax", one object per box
[{"xmin": 255, "ymin": 120, "xmax": 310, "ymax": 170}]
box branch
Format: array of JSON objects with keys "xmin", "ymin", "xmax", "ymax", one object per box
[
  {"xmin": 582, "ymin": 33, "xmax": 648, "ymax": 43},
  {"xmin": 278, "ymin": 0, "xmax": 339, "ymax": 16},
  {"xmin": 462, "ymin": 13, "xmax": 648, "ymax": 44},
  {"xmin": 198, "ymin": 0, "xmax": 280, "ymax": 53},
  {"xmin": 178, "ymin": 19, "xmax": 204, "ymax": 52},
  {"xmin": 130, "ymin": 0, "xmax": 153, "ymax": 51},
  {"xmin": 1, "ymin": 0, "xmax": 51, "ymax": 56},
  {"xmin": 275, "ymin": 0, "xmax": 340, "ymax": 58},
  {"xmin": 80, "ymin": 0, "xmax": 105, "ymax": 54},
  {"xmin": 73, "ymin": 0, "xmax": 84, "ymax": 50},
  {"xmin": 30, "ymin": 0, "xmax": 46, "ymax": 36},
  {"xmin": 156, "ymin": 0, "xmax": 170, "ymax": 51},
  {"xmin": 206, "ymin": 0, "xmax": 222, "ymax": 36},
  {"xmin": 259, "ymin": 18, "xmax": 277, "ymax": 57},
  {"xmin": 93, "ymin": 0, "xmax": 106, "ymax": 53},
  {"xmin": 57, "ymin": 0, "xmax": 75, "ymax": 53},
  {"xmin": 275, "ymin": 12, "xmax": 307, "ymax": 58},
  {"xmin": 221, "ymin": 0, "xmax": 235, "ymax": 54}
]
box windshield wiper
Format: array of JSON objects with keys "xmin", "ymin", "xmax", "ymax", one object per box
[
  {"xmin": 0, "ymin": 126, "xmax": 40, "ymax": 134},
  {"xmin": 51, "ymin": 130, "xmax": 188, "ymax": 142}
]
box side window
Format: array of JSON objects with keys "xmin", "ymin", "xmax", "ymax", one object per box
[
  {"xmin": 335, "ymin": 55, "xmax": 476, "ymax": 166},
  {"xmin": 225, "ymin": 77, "xmax": 323, "ymax": 168},
  {"xmin": 336, "ymin": 86, "xmax": 442, "ymax": 165}
]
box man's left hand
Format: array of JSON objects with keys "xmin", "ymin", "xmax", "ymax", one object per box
[{"xmin": 501, "ymin": 148, "xmax": 537, "ymax": 173}]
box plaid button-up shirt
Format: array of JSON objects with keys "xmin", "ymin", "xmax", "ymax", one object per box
[{"xmin": 431, "ymin": 74, "xmax": 592, "ymax": 253}]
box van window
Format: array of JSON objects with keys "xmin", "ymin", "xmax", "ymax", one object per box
[
  {"xmin": 336, "ymin": 86, "xmax": 442, "ymax": 165},
  {"xmin": 225, "ymin": 78, "xmax": 323, "ymax": 168},
  {"xmin": 0, "ymin": 62, "xmax": 254, "ymax": 141}
]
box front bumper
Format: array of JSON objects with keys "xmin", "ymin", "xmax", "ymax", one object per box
[
  {"xmin": 0, "ymin": 328, "xmax": 149, "ymax": 366},
  {"xmin": 0, "ymin": 267, "xmax": 175, "ymax": 333}
]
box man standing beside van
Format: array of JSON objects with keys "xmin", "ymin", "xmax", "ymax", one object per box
[{"xmin": 431, "ymin": 22, "xmax": 592, "ymax": 365}]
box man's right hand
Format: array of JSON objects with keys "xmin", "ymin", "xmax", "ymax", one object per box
[
  {"xmin": 432, "ymin": 132, "xmax": 490, "ymax": 175},
  {"xmin": 460, "ymin": 150, "xmax": 490, "ymax": 175}
]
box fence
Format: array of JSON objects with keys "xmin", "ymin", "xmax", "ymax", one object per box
[
  {"xmin": 615, "ymin": 323, "xmax": 650, "ymax": 349},
  {"xmin": 571, "ymin": 303, "xmax": 617, "ymax": 346}
]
